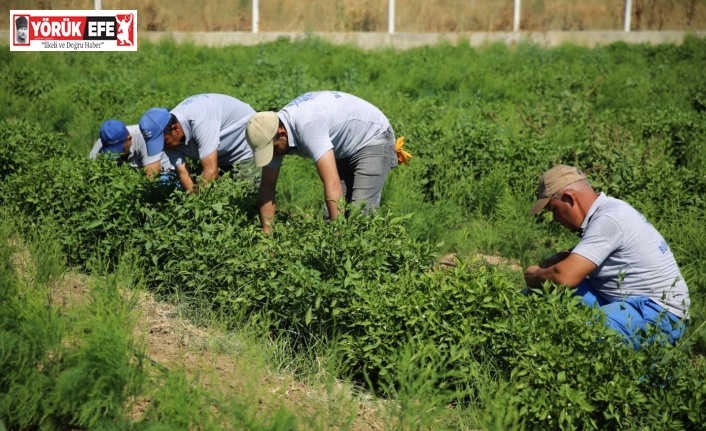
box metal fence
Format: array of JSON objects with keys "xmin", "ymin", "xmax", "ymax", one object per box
[{"xmin": 90, "ymin": 0, "xmax": 638, "ymax": 33}]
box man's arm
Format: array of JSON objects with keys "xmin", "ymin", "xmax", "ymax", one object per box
[
  {"xmin": 314, "ymin": 150, "xmax": 344, "ymax": 220},
  {"xmin": 539, "ymin": 248, "xmax": 574, "ymax": 268},
  {"xmin": 259, "ymin": 166, "xmax": 280, "ymax": 234},
  {"xmin": 200, "ymin": 151, "xmax": 219, "ymax": 185},
  {"xmin": 143, "ymin": 161, "xmax": 160, "ymax": 178},
  {"xmin": 192, "ymin": 119, "xmax": 221, "ymax": 186},
  {"xmin": 175, "ymin": 163, "xmax": 194, "ymax": 192},
  {"xmin": 524, "ymin": 253, "xmax": 597, "ymax": 289}
]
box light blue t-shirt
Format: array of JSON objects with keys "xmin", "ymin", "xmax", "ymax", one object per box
[
  {"xmin": 90, "ymin": 125, "xmax": 173, "ymax": 171},
  {"xmin": 269, "ymin": 91, "xmax": 391, "ymax": 167},
  {"xmin": 166, "ymin": 94, "xmax": 255, "ymax": 168},
  {"xmin": 572, "ymin": 193, "xmax": 690, "ymax": 318}
]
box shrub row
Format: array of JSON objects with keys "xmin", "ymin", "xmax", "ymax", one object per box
[{"xmin": 2, "ymin": 117, "xmax": 706, "ymax": 429}]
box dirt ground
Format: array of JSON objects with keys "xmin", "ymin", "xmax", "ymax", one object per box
[
  {"xmin": 53, "ymin": 271, "xmax": 391, "ymax": 430},
  {"xmin": 439, "ymin": 252, "xmax": 522, "ymax": 272}
]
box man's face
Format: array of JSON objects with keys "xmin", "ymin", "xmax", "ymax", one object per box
[
  {"xmin": 121, "ymin": 134, "xmax": 133, "ymax": 155},
  {"xmin": 545, "ymin": 193, "xmax": 580, "ymax": 232},
  {"xmin": 162, "ymin": 123, "xmax": 184, "ymax": 150},
  {"xmin": 17, "ymin": 26, "xmax": 28, "ymax": 40},
  {"xmin": 272, "ymin": 126, "xmax": 290, "ymax": 156}
]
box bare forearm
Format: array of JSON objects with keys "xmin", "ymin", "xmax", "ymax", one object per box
[
  {"xmin": 524, "ymin": 262, "xmax": 584, "ymax": 289},
  {"xmin": 258, "ymin": 183, "xmax": 277, "ymax": 233},
  {"xmin": 201, "ymin": 166, "xmax": 219, "ymax": 184},
  {"xmin": 325, "ymin": 199, "xmax": 341, "ymax": 220},
  {"xmin": 524, "ymin": 251, "xmax": 596, "ymax": 290},
  {"xmin": 177, "ymin": 169, "xmax": 194, "ymax": 192},
  {"xmin": 259, "ymin": 200, "xmax": 275, "ymax": 233},
  {"xmin": 539, "ymin": 250, "xmax": 572, "ymax": 269},
  {"xmin": 323, "ymin": 181, "xmax": 344, "ymax": 220},
  {"xmin": 258, "ymin": 167, "xmax": 280, "ymax": 234},
  {"xmin": 144, "ymin": 161, "xmax": 160, "ymax": 179}
]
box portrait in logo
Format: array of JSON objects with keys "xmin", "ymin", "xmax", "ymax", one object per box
[
  {"xmin": 115, "ymin": 13, "xmax": 134, "ymax": 46},
  {"xmin": 15, "ymin": 15, "xmax": 29, "ymax": 44}
]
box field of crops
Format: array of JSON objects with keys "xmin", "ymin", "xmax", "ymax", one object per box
[{"xmin": 1, "ymin": 36, "xmax": 706, "ymax": 430}]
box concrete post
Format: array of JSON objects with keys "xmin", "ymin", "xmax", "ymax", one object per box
[
  {"xmin": 624, "ymin": 0, "xmax": 632, "ymax": 32},
  {"xmin": 252, "ymin": 0, "xmax": 259, "ymax": 33},
  {"xmin": 94, "ymin": 0, "xmax": 102, "ymax": 10},
  {"xmin": 513, "ymin": 0, "xmax": 521, "ymax": 32},
  {"xmin": 388, "ymin": 0, "xmax": 395, "ymax": 34}
]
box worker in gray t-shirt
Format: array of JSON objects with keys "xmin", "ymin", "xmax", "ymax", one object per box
[
  {"xmin": 89, "ymin": 119, "xmax": 173, "ymax": 176},
  {"xmin": 244, "ymin": 91, "xmax": 400, "ymax": 233},
  {"xmin": 139, "ymin": 94, "xmax": 260, "ymax": 193},
  {"xmin": 524, "ymin": 165, "xmax": 690, "ymax": 349}
]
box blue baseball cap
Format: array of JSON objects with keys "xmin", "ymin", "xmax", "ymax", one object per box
[
  {"xmin": 139, "ymin": 108, "xmax": 171, "ymax": 156},
  {"xmin": 99, "ymin": 119, "xmax": 129, "ymax": 154}
]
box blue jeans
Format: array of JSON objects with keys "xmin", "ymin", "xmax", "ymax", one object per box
[
  {"xmin": 575, "ymin": 280, "xmax": 687, "ymax": 350},
  {"xmin": 324, "ymin": 127, "xmax": 397, "ymax": 219},
  {"xmin": 159, "ymin": 171, "xmax": 183, "ymax": 190}
]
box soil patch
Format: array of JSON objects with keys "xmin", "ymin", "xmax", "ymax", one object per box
[{"xmin": 52, "ymin": 271, "xmax": 390, "ymax": 430}]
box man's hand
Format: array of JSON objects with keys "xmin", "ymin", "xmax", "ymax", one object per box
[{"xmin": 524, "ymin": 265, "xmax": 544, "ymax": 289}]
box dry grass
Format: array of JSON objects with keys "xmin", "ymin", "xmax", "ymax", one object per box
[{"xmin": 2, "ymin": 0, "xmax": 705, "ymax": 32}]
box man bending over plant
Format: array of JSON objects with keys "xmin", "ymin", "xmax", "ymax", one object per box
[
  {"xmin": 139, "ymin": 94, "xmax": 261, "ymax": 193},
  {"xmin": 245, "ymin": 91, "xmax": 409, "ymax": 233},
  {"xmin": 89, "ymin": 119, "xmax": 177, "ymax": 186},
  {"xmin": 523, "ymin": 164, "xmax": 690, "ymax": 350}
]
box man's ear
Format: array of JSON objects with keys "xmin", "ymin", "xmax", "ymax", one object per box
[
  {"xmin": 168, "ymin": 122, "xmax": 181, "ymax": 137},
  {"xmin": 561, "ymin": 190, "xmax": 576, "ymax": 206}
]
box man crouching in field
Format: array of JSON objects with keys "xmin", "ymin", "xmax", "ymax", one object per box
[
  {"xmin": 523, "ymin": 165, "xmax": 690, "ymax": 350},
  {"xmin": 244, "ymin": 91, "xmax": 400, "ymax": 233},
  {"xmin": 90, "ymin": 119, "xmax": 175, "ymax": 178},
  {"xmin": 139, "ymin": 94, "xmax": 261, "ymax": 193}
]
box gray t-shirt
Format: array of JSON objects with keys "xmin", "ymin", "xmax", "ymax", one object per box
[
  {"xmin": 89, "ymin": 125, "xmax": 172, "ymax": 171},
  {"xmin": 572, "ymin": 193, "xmax": 690, "ymax": 318},
  {"xmin": 167, "ymin": 94, "xmax": 255, "ymax": 168},
  {"xmin": 269, "ymin": 91, "xmax": 391, "ymax": 167}
]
